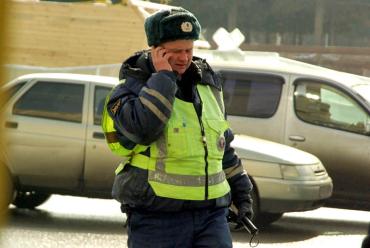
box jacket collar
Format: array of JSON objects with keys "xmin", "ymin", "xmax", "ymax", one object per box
[{"xmin": 118, "ymin": 50, "xmax": 222, "ymax": 90}]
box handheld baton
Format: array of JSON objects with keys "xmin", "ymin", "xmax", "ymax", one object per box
[
  {"xmin": 228, "ymin": 206, "xmax": 259, "ymax": 247},
  {"xmin": 239, "ymin": 215, "xmax": 258, "ymax": 236}
]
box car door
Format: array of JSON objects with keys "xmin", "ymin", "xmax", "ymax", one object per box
[
  {"xmin": 84, "ymin": 83, "xmax": 121, "ymax": 194},
  {"xmin": 4, "ymin": 79, "xmax": 87, "ymax": 189},
  {"xmin": 285, "ymin": 77, "xmax": 370, "ymax": 205},
  {"xmin": 220, "ymin": 70, "xmax": 288, "ymax": 143}
]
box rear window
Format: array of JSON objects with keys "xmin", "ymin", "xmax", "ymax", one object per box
[{"xmin": 220, "ymin": 71, "xmax": 284, "ymax": 118}]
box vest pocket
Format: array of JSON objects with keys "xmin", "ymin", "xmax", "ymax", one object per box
[
  {"xmin": 205, "ymin": 119, "xmax": 229, "ymax": 159},
  {"xmin": 166, "ymin": 123, "xmax": 203, "ymax": 158}
]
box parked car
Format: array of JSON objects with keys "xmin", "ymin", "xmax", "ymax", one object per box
[
  {"xmin": 195, "ymin": 49, "xmax": 370, "ymax": 211},
  {"xmin": 1, "ymin": 73, "xmax": 332, "ymax": 226}
]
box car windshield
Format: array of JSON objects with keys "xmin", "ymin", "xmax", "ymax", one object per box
[{"xmin": 352, "ymin": 84, "xmax": 370, "ymax": 104}]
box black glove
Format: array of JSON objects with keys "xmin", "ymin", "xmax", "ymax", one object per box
[{"xmin": 236, "ymin": 201, "xmax": 253, "ymax": 222}]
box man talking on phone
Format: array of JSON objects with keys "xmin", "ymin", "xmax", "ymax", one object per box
[{"xmin": 102, "ymin": 7, "xmax": 253, "ymax": 248}]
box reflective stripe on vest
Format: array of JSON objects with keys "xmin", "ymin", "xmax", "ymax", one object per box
[
  {"xmin": 129, "ymin": 85, "xmax": 230, "ymax": 200},
  {"xmin": 131, "ymin": 154, "xmax": 226, "ymax": 186}
]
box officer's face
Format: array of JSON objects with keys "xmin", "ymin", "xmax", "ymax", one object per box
[{"xmin": 162, "ymin": 40, "xmax": 194, "ymax": 76}]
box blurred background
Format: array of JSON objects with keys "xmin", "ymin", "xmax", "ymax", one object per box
[{"xmin": 2, "ymin": 0, "xmax": 370, "ymax": 81}]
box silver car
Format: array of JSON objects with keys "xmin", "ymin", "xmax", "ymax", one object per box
[{"xmin": 1, "ymin": 73, "xmax": 332, "ymax": 226}]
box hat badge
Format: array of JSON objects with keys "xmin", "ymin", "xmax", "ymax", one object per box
[{"xmin": 181, "ymin": 22, "xmax": 193, "ymax": 32}]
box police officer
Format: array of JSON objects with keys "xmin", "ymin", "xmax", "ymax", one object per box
[{"xmin": 102, "ymin": 7, "xmax": 253, "ymax": 248}]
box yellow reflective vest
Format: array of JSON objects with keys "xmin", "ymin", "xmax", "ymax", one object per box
[{"xmin": 102, "ymin": 84, "xmax": 230, "ymax": 200}]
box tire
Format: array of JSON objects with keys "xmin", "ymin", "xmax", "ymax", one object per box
[
  {"xmin": 250, "ymin": 182, "xmax": 283, "ymax": 228},
  {"xmin": 250, "ymin": 185, "xmax": 259, "ymax": 222},
  {"xmin": 13, "ymin": 191, "xmax": 51, "ymax": 209},
  {"xmin": 255, "ymin": 212, "xmax": 283, "ymax": 227}
]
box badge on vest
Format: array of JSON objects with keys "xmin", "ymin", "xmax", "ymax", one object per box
[{"xmin": 217, "ymin": 136, "xmax": 226, "ymax": 151}]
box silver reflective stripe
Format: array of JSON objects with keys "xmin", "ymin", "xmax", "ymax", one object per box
[
  {"xmin": 139, "ymin": 96, "xmax": 169, "ymax": 123},
  {"xmin": 155, "ymin": 134, "xmax": 167, "ymax": 171},
  {"xmin": 148, "ymin": 170, "xmax": 226, "ymax": 186},
  {"xmin": 224, "ymin": 164, "xmax": 245, "ymax": 179},
  {"xmin": 143, "ymin": 87, "xmax": 172, "ymax": 112}
]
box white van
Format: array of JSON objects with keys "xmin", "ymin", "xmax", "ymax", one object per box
[{"xmin": 196, "ymin": 49, "xmax": 370, "ymax": 211}]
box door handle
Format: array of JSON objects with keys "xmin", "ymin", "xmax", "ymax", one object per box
[
  {"xmin": 5, "ymin": 121, "xmax": 18, "ymax": 129},
  {"xmin": 289, "ymin": 135, "xmax": 305, "ymax": 142},
  {"xmin": 93, "ymin": 132, "xmax": 105, "ymax": 139}
]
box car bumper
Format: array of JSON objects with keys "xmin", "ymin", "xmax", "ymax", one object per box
[{"xmin": 255, "ymin": 176, "xmax": 333, "ymax": 213}]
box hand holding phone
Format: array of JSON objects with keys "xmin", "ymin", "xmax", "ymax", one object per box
[{"xmin": 151, "ymin": 46, "xmax": 172, "ymax": 72}]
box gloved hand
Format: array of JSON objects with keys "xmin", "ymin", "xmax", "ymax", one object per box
[{"xmin": 236, "ymin": 201, "xmax": 253, "ymax": 223}]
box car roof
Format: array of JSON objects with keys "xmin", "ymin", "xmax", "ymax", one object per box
[
  {"xmin": 195, "ymin": 49, "xmax": 370, "ymax": 89},
  {"xmin": 11, "ymin": 73, "xmax": 119, "ymax": 86}
]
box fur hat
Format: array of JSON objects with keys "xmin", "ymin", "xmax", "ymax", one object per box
[{"xmin": 144, "ymin": 7, "xmax": 201, "ymax": 47}]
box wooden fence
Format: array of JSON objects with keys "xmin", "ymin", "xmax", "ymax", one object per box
[{"xmin": 5, "ymin": 0, "xmax": 148, "ymax": 67}]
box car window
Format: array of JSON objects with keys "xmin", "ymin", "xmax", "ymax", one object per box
[
  {"xmin": 94, "ymin": 86, "xmax": 111, "ymax": 125},
  {"xmin": 221, "ymin": 72, "xmax": 283, "ymax": 118},
  {"xmin": 294, "ymin": 80, "xmax": 369, "ymax": 135},
  {"xmin": 13, "ymin": 81, "xmax": 85, "ymax": 123}
]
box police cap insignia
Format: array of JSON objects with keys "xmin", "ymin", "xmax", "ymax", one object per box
[{"xmin": 181, "ymin": 22, "xmax": 193, "ymax": 32}]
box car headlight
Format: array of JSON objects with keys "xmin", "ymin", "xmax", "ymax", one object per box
[{"xmin": 280, "ymin": 164, "xmax": 317, "ymax": 180}]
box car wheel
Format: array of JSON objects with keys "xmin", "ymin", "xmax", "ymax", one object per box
[
  {"xmin": 250, "ymin": 183, "xmax": 283, "ymax": 228},
  {"xmin": 0, "ymin": 164, "xmax": 14, "ymax": 214},
  {"xmin": 13, "ymin": 191, "xmax": 51, "ymax": 209},
  {"xmin": 250, "ymin": 185, "xmax": 259, "ymax": 222},
  {"xmin": 255, "ymin": 212, "xmax": 283, "ymax": 227}
]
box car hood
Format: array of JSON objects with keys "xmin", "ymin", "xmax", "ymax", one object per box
[{"xmin": 232, "ymin": 134, "xmax": 319, "ymax": 165}]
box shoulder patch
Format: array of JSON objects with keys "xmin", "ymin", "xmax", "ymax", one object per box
[{"xmin": 110, "ymin": 99, "xmax": 121, "ymax": 115}]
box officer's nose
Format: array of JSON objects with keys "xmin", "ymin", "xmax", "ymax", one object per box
[{"xmin": 178, "ymin": 51, "xmax": 189, "ymax": 62}]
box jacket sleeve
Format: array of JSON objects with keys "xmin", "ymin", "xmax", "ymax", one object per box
[
  {"xmin": 223, "ymin": 128, "xmax": 253, "ymax": 206},
  {"xmin": 107, "ymin": 70, "xmax": 178, "ymax": 146}
]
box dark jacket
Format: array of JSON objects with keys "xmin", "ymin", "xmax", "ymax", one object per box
[{"xmin": 107, "ymin": 50, "xmax": 252, "ymax": 212}]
